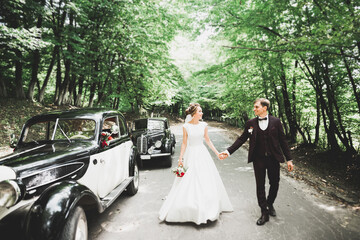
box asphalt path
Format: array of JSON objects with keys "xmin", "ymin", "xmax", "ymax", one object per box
[{"xmin": 88, "ymin": 123, "xmax": 360, "ymax": 240}]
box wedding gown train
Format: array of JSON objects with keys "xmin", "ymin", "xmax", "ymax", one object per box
[{"xmin": 159, "ymin": 122, "xmax": 233, "ymax": 225}]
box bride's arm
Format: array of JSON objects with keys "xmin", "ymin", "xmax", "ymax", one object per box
[
  {"xmin": 178, "ymin": 126, "xmax": 188, "ymax": 166},
  {"xmin": 204, "ymin": 126, "xmax": 220, "ymax": 159}
]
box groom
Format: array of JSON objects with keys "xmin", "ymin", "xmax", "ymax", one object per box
[{"xmin": 220, "ymin": 98, "xmax": 294, "ymax": 226}]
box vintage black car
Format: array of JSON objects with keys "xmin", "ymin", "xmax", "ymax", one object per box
[
  {"xmin": 131, "ymin": 118, "xmax": 176, "ymax": 167},
  {"xmin": 0, "ymin": 108, "xmax": 139, "ymax": 240}
]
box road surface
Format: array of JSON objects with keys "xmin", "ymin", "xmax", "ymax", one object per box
[{"xmin": 88, "ymin": 123, "xmax": 360, "ymax": 240}]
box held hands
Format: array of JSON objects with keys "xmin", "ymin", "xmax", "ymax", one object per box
[
  {"xmin": 178, "ymin": 159, "xmax": 183, "ymax": 167},
  {"xmin": 218, "ymin": 152, "xmax": 229, "ymax": 160},
  {"xmin": 287, "ymin": 160, "xmax": 294, "ymax": 172}
]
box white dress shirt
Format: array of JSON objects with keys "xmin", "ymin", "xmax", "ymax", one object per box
[{"xmin": 258, "ymin": 114, "xmax": 269, "ymax": 131}]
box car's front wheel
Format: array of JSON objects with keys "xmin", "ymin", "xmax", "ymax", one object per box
[
  {"xmin": 60, "ymin": 206, "xmax": 88, "ymax": 240},
  {"xmin": 171, "ymin": 143, "xmax": 175, "ymax": 155},
  {"xmin": 127, "ymin": 160, "xmax": 139, "ymax": 196}
]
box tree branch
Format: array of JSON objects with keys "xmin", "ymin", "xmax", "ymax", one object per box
[
  {"xmin": 257, "ymin": 25, "xmax": 283, "ymax": 38},
  {"xmin": 222, "ymin": 45, "xmax": 360, "ymax": 61}
]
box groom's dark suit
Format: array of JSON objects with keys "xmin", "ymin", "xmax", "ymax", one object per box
[{"xmin": 227, "ymin": 115, "xmax": 292, "ymax": 212}]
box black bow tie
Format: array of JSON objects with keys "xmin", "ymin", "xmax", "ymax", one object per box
[{"xmin": 258, "ymin": 117, "xmax": 267, "ymax": 121}]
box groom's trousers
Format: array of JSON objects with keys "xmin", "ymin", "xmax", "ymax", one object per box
[{"xmin": 253, "ymin": 156, "xmax": 280, "ymax": 212}]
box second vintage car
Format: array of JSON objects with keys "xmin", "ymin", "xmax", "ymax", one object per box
[
  {"xmin": 131, "ymin": 118, "xmax": 176, "ymax": 167},
  {"xmin": 0, "ymin": 108, "xmax": 139, "ymax": 240}
]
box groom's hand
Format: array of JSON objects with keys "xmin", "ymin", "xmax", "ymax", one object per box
[
  {"xmin": 287, "ymin": 160, "xmax": 294, "ymax": 172},
  {"xmin": 219, "ymin": 152, "xmax": 229, "ymax": 160}
]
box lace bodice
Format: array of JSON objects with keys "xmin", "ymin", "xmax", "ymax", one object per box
[{"xmin": 183, "ymin": 122, "xmax": 208, "ymax": 147}]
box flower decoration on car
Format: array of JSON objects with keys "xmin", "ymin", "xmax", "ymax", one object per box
[{"xmin": 101, "ymin": 132, "xmax": 113, "ymax": 148}]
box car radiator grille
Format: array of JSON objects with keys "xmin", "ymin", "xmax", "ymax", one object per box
[{"xmin": 137, "ymin": 135, "xmax": 147, "ymax": 154}]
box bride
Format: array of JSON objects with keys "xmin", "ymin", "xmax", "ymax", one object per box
[{"xmin": 159, "ymin": 103, "xmax": 233, "ymax": 225}]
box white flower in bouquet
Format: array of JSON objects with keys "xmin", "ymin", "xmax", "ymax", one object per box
[{"xmin": 172, "ymin": 165, "xmax": 187, "ymax": 177}]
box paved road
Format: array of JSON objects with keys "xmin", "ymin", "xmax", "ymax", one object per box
[{"xmin": 89, "ymin": 124, "xmax": 360, "ymax": 240}]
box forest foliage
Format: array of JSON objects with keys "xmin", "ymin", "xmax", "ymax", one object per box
[{"xmin": 0, "ymin": 0, "xmax": 359, "ymax": 153}]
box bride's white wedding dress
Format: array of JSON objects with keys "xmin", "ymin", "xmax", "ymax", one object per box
[{"xmin": 159, "ymin": 122, "xmax": 233, "ymax": 225}]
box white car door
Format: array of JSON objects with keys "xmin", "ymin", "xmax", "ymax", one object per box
[
  {"xmin": 95, "ymin": 140, "xmax": 131, "ymax": 198},
  {"xmin": 78, "ymin": 115, "xmax": 132, "ymax": 198}
]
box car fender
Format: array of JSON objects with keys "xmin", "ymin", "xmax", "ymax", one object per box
[
  {"xmin": 164, "ymin": 138, "xmax": 172, "ymax": 153},
  {"xmin": 129, "ymin": 145, "xmax": 138, "ymax": 171},
  {"xmin": 171, "ymin": 133, "xmax": 176, "ymax": 145},
  {"xmin": 25, "ymin": 181, "xmax": 100, "ymax": 240}
]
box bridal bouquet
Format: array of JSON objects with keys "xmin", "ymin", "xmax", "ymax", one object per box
[{"xmin": 172, "ymin": 165, "xmax": 187, "ymax": 177}]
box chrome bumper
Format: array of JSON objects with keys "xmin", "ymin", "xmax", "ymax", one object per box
[{"xmin": 140, "ymin": 153, "xmax": 171, "ymax": 160}]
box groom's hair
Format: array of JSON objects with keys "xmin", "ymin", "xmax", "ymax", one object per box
[{"xmin": 254, "ymin": 98, "xmax": 270, "ymax": 109}]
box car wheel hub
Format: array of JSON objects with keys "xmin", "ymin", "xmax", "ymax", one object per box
[
  {"xmin": 75, "ymin": 215, "xmax": 87, "ymax": 240},
  {"xmin": 133, "ymin": 164, "xmax": 139, "ymax": 188}
]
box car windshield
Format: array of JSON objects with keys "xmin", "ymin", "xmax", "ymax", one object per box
[
  {"xmin": 134, "ymin": 119, "xmax": 165, "ymax": 131},
  {"xmin": 23, "ymin": 119, "xmax": 96, "ymax": 143},
  {"xmin": 22, "ymin": 120, "xmax": 56, "ymax": 143},
  {"xmin": 134, "ymin": 119, "xmax": 147, "ymax": 130},
  {"xmin": 147, "ymin": 120, "xmax": 165, "ymax": 130}
]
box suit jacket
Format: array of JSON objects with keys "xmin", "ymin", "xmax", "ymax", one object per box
[{"xmin": 227, "ymin": 115, "xmax": 292, "ymax": 163}]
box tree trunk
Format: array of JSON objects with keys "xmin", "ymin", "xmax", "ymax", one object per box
[
  {"xmin": 314, "ymin": 61, "xmax": 341, "ymax": 152},
  {"xmin": 27, "ymin": 50, "xmax": 40, "ymax": 101},
  {"xmin": 314, "ymin": 96, "xmax": 320, "ymax": 145},
  {"xmin": 259, "ymin": 62, "xmax": 269, "ymax": 101},
  {"xmin": 14, "ymin": 49, "xmax": 26, "ymax": 99},
  {"xmin": 115, "ymin": 97, "xmax": 120, "ymax": 109},
  {"xmin": 271, "ymin": 79, "xmax": 288, "ymax": 135},
  {"xmin": 0, "ymin": 78, "xmax": 7, "ymax": 98},
  {"xmin": 54, "ymin": 49, "xmax": 62, "ymax": 105},
  {"xmin": 279, "ymin": 58, "xmax": 297, "ymax": 142},
  {"xmin": 97, "ymin": 54, "xmax": 115, "ymax": 105},
  {"xmin": 344, "ymin": 0, "xmax": 360, "ymax": 56},
  {"xmin": 74, "ymin": 75, "xmax": 84, "ymax": 106},
  {"xmin": 38, "ymin": 46, "xmax": 57, "ymax": 103},
  {"xmin": 322, "ymin": 61, "xmax": 354, "ymax": 152},
  {"xmin": 51, "ymin": 0, "xmax": 67, "ymax": 105},
  {"xmin": 300, "ymin": 57, "xmax": 341, "ymax": 151},
  {"xmin": 57, "ymin": 55, "xmax": 71, "ymax": 105},
  {"xmin": 57, "ymin": 10, "xmax": 74, "ymax": 105},
  {"xmin": 27, "ymin": 1, "xmax": 44, "ymax": 101},
  {"xmin": 68, "ymin": 74, "xmax": 76, "ymax": 105},
  {"xmin": 81, "ymin": 86, "xmax": 87, "ymax": 107},
  {"xmin": 341, "ymin": 48, "xmax": 360, "ymax": 113},
  {"xmin": 0, "ymin": 65, "xmax": 7, "ymax": 97},
  {"xmin": 88, "ymin": 82, "xmax": 97, "ymax": 107}
]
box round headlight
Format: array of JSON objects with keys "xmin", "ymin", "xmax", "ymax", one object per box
[
  {"xmin": 0, "ymin": 180, "xmax": 21, "ymax": 208},
  {"xmin": 148, "ymin": 146, "xmax": 154, "ymax": 154},
  {"xmin": 154, "ymin": 140, "xmax": 162, "ymax": 148}
]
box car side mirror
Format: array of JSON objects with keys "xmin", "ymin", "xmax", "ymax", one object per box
[{"xmin": 9, "ymin": 133, "xmax": 18, "ymax": 148}]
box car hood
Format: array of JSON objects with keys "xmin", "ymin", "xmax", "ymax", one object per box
[
  {"xmin": 132, "ymin": 129, "xmax": 164, "ymax": 139},
  {"xmin": 0, "ymin": 141, "xmax": 97, "ymax": 178}
]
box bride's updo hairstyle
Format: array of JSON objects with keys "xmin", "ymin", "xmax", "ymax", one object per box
[{"xmin": 185, "ymin": 103, "xmax": 200, "ymax": 116}]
